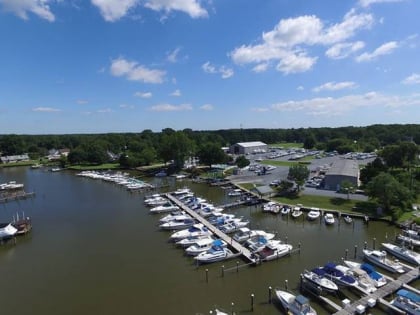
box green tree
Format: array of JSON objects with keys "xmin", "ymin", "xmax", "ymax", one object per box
[
  {"xmin": 288, "ymin": 164, "xmax": 310, "ymax": 192},
  {"xmin": 235, "ymin": 155, "xmax": 250, "ymax": 168},
  {"xmin": 359, "ymin": 157, "xmax": 388, "ymax": 186},
  {"xmin": 197, "ymin": 143, "xmax": 227, "ymax": 167},
  {"xmin": 275, "ymin": 180, "xmax": 295, "ymax": 196},
  {"xmin": 303, "ymin": 133, "xmax": 316, "ymax": 149},
  {"xmin": 340, "ymin": 180, "xmax": 355, "ymax": 200}
]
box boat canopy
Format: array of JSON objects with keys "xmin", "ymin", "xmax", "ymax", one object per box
[
  {"xmin": 212, "ymin": 239, "xmax": 223, "ymax": 246},
  {"xmin": 397, "ymin": 289, "xmax": 420, "ymax": 303},
  {"xmin": 295, "ymin": 295, "xmax": 309, "ymax": 306},
  {"xmin": 312, "ymin": 268, "xmax": 326, "ymax": 276},
  {"xmin": 361, "ymin": 263, "xmax": 383, "ymax": 280}
]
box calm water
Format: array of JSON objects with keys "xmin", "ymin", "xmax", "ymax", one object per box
[{"xmin": 0, "ymin": 167, "xmax": 416, "ymax": 315}]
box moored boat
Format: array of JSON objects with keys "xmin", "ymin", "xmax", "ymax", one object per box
[
  {"xmin": 291, "ymin": 207, "xmax": 303, "ymax": 219},
  {"xmin": 194, "ymin": 245, "xmax": 234, "ymax": 264},
  {"xmin": 343, "ymin": 215, "xmax": 353, "ymax": 224},
  {"xmin": 382, "ymin": 242, "xmax": 420, "ymax": 265},
  {"xmin": 343, "ymin": 260, "xmax": 387, "ymax": 288},
  {"xmin": 301, "ymin": 269, "xmax": 339, "ymax": 293},
  {"xmin": 362, "ymin": 249, "xmax": 405, "ymax": 273},
  {"xmin": 321, "ymin": 262, "xmax": 358, "ymax": 287},
  {"xmin": 255, "ymin": 242, "xmax": 292, "ymax": 261},
  {"xmin": 159, "ymin": 218, "xmax": 196, "ymax": 230},
  {"xmin": 185, "ymin": 239, "xmax": 227, "ymax": 256},
  {"xmin": 170, "ymin": 223, "xmax": 212, "ymax": 241},
  {"xmin": 275, "ymin": 290, "xmax": 317, "ymax": 315},
  {"xmin": 232, "ymin": 228, "xmax": 275, "ymax": 243},
  {"xmin": 335, "ymin": 264, "xmax": 377, "ymax": 293},
  {"xmin": 0, "ymin": 222, "xmax": 18, "ymax": 239},
  {"xmin": 149, "ymin": 202, "xmax": 179, "ymax": 214},
  {"xmin": 307, "ymin": 208, "xmax": 320, "ymax": 221},
  {"xmin": 391, "ymin": 289, "xmax": 420, "ymax": 315},
  {"xmin": 324, "ymin": 213, "xmax": 335, "ymax": 225}
]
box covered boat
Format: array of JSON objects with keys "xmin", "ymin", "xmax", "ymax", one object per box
[
  {"xmin": 275, "ymin": 290, "xmax": 317, "ymax": 315},
  {"xmin": 391, "ymin": 289, "xmax": 420, "ymax": 315},
  {"xmin": 302, "ymin": 269, "xmax": 338, "ymax": 292},
  {"xmin": 185, "ymin": 239, "xmax": 227, "ymax": 256},
  {"xmin": 194, "ymin": 245, "xmax": 234, "ymax": 264},
  {"xmin": 0, "ymin": 223, "xmax": 18, "ymax": 239},
  {"xmin": 321, "ymin": 262, "xmax": 358, "ymax": 287}
]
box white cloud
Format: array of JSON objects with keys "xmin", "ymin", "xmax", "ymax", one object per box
[
  {"xmin": 200, "ymin": 104, "xmax": 213, "ymax": 111},
  {"xmin": 119, "ymin": 104, "xmax": 135, "ymax": 109},
  {"xmin": 271, "ymin": 92, "xmax": 420, "ymax": 116},
  {"xmin": 230, "ymin": 9, "xmax": 373, "ymax": 74},
  {"xmin": 0, "ymin": 0, "xmax": 56, "ymax": 21},
  {"xmin": 110, "ymin": 57, "xmax": 166, "ymax": 84},
  {"xmin": 356, "ymin": 41, "xmax": 399, "ymax": 62},
  {"xmin": 202, "ymin": 62, "xmax": 234, "ymax": 79},
  {"xmin": 402, "ymin": 73, "xmax": 420, "ymax": 85},
  {"xmin": 134, "ymin": 91, "xmax": 152, "ymax": 98},
  {"xmin": 149, "ymin": 103, "xmax": 192, "ymax": 111},
  {"xmin": 312, "ymin": 81, "xmax": 357, "ymax": 92},
  {"xmin": 167, "ymin": 47, "xmax": 181, "ymax": 63},
  {"xmin": 91, "ymin": 0, "xmax": 138, "ymax": 22},
  {"xmin": 32, "ymin": 107, "xmax": 61, "ymax": 112},
  {"xmin": 170, "ymin": 89, "xmax": 181, "ymax": 96},
  {"xmin": 325, "ymin": 41, "xmax": 365, "ymax": 59},
  {"xmin": 76, "ymin": 99, "xmax": 89, "ymax": 105},
  {"xmin": 251, "ymin": 107, "xmax": 269, "ymax": 112},
  {"xmin": 297, "ymin": 86, "xmax": 305, "ymax": 91},
  {"xmin": 144, "ymin": 0, "xmax": 207, "ymax": 19},
  {"xmin": 97, "ymin": 108, "xmax": 113, "ymax": 113},
  {"xmin": 358, "ymin": 0, "xmax": 404, "ymax": 8}
]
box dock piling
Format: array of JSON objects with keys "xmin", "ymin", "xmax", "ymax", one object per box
[
  {"xmin": 354, "ymin": 245, "xmax": 358, "ymax": 259},
  {"xmin": 373, "ymin": 237, "xmax": 376, "ymax": 250},
  {"xmin": 268, "ymin": 286, "xmax": 272, "ymax": 303},
  {"xmin": 250, "ymin": 294, "xmax": 254, "ymax": 311},
  {"xmin": 221, "ymin": 265, "xmax": 225, "ymax": 277},
  {"xmin": 236, "ymin": 261, "xmax": 239, "ymax": 273},
  {"xmin": 206, "ymin": 269, "xmax": 209, "ymax": 283},
  {"xmin": 345, "ymin": 249, "xmax": 348, "ymax": 260},
  {"xmin": 285, "ymin": 279, "xmax": 288, "ymax": 291},
  {"xmin": 298, "ymin": 242, "xmax": 301, "ymax": 254},
  {"xmin": 364, "ymin": 241, "xmax": 367, "ymax": 249}
]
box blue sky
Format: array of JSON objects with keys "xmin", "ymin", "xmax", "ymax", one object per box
[{"xmin": 0, "ymin": 0, "xmax": 419, "ymax": 134}]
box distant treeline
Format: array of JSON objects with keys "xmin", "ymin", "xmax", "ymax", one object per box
[{"xmin": 0, "ymin": 124, "xmax": 419, "ymax": 167}]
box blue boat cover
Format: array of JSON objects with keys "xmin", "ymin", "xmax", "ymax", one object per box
[
  {"xmin": 397, "ymin": 289, "xmax": 420, "ymax": 303},
  {"xmin": 323, "ymin": 263, "xmax": 344, "ymax": 277},
  {"xmin": 213, "ymin": 239, "xmax": 223, "ymax": 246},
  {"xmin": 361, "ymin": 263, "xmax": 375, "ymax": 273},
  {"xmin": 312, "ymin": 268, "xmax": 326, "ymax": 276},
  {"xmin": 340, "ymin": 275, "xmax": 356, "ymax": 284},
  {"xmin": 295, "ymin": 295, "xmax": 309, "ymax": 306}
]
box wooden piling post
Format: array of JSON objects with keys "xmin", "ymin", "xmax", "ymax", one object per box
[
  {"xmin": 345, "ymin": 249, "xmax": 348, "ymax": 260},
  {"xmin": 268, "ymin": 286, "xmax": 272, "ymax": 303},
  {"xmin": 354, "ymin": 245, "xmax": 358, "ymax": 259},
  {"xmin": 298, "ymin": 242, "xmax": 301, "ymax": 254},
  {"xmin": 231, "ymin": 302, "xmax": 234, "ymax": 315},
  {"xmin": 285, "ymin": 279, "xmax": 288, "ymax": 291},
  {"xmin": 236, "ymin": 261, "xmax": 239, "ymax": 273},
  {"xmin": 250, "ymin": 294, "xmax": 254, "ymax": 311},
  {"xmin": 221, "ymin": 265, "xmax": 225, "ymax": 277},
  {"xmin": 364, "ymin": 241, "xmax": 367, "ymax": 249},
  {"xmin": 206, "ymin": 269, "xmax": 209, "ymax": 283},
  {"xmin": 373, "ymin": 237, "xmax": 376, "ymax": 250}
]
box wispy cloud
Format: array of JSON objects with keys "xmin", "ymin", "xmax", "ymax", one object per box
[
  {"xmin": 134, "ymin": 91, "xmax": 152, "ymax": 98},
  {"xmin": 170, "ymin": 89, "xmax": 181, "ymax": 97},
  {"xmin": 76, "ymin": 99, "xmax": 89, "ymax": 105},
  {"xmin": 230, "ymin": 9, "xmax": 373, "ymax": 74},
  {"xmin": 202, "ymin": 62, "xmax": 234, "ymax": 79},
  {"xmin": 356, "ymin": 41, "xmax": 399, "ymax": 62},
  {"xmin": 312, "ymin": 81, "xmax": 357, "ymax": 92},
  {"xmin": 149, "ymin": 103, "xmax": 193, "ymax": 111},
  {"xmin": 402, "ymin": 73, "xmax": 420, "ymax": 85},
  {"xmin": 0, "ymin": 0, "xmax": 56, "ymax": 21},
  {"xmin": 297, "ymin": 86, "xmax": 305, "ymax": 91},
  {"xmin": 200, "ymin": 104, "xmax": 214, "ymax": 111},
  {"xmin": 91, "ymin": 0, "xmax": 138, "ymax": 22},
  {"xmin": 110, "ymin": 57, "xmax": 166, "ymax": 84},
  {"xmin": 32, "ymin": 107, "xmax": 61, "ymax": 112},
  {"xmin": 119, "ymin": 104, "xmax": 135, "ymax": 109},
  {"xmin": 144, "ymin": 0, "xmax": 208, "ymax": 19},
  {"xmin": 325, "ymin": 41, "xmax": 365, "ymax": 59},
  {"xmin": 251, "ymin": 107, "xmax": 270, "ymax": 112},
  {"xmin": 97, "ymin": 108, "xmax": 113, "ymax": 113},
  {"xmin": 167, "ymin": 47, "xmax": 182, "ymax": 63},
  {"xmin": 358, "ymin": 0, "xmax": 405, "ymax": 8}
]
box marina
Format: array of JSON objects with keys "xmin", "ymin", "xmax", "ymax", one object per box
[{"xmin": 0, "ymin": 167, "xmax": 419, "ymax": 315}]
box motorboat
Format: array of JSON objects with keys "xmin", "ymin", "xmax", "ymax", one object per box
[
  {"xmin": 144, "ymin": 195, "xmax": 168, "ymax": 206},
  {"xmin": 255, "ymin": 242, "xmax": 293, "ymax": 261},
  {"xmin": 228, "ymin": 188, "xmax": 243, "ymax": 197},
  {"xmin": 281, "ymin": 206, "xmax": 291, "ymax": 215},
  {"xmin": 307, "ymin": 208, "xmax": 320, "ymax": 221},
  {"xmin": 363, "ymin": 249, "xmax": 405, "ymax": 273},
  {"xmin": 194, "ymin": 245, "xmax": 234, "ymax": 264},
  {"xmin": 301, "ymin": 270, "xmax": 338, "ymax": 293},
  {"xmin": 246, "ymin": 236, "xmax": 281, "ymax": 252},
  {"xmin": 397, "ymin": 234, "xmax": 420, "ymax": 247},
  {"xmin": 263, "ymin": 201, "xmax": 281, "ymax": 214},
  {"xmin": 343, "ymin": 260, "xmax": 387, "ymax": 288},
  {"xmin": 159, "ymin": 211, "xmax": 191, "ymax": 223},
  {"xmin": 232, "ymin": 228, "xmax": 275, "ymax": 243},
  {"xmin": 175, "ymin": 235, "xmax": 214, "ymax": 247},
  {"xmin": 320, "ymin": 262, "xmax": 358, "ymax": 287},
  {"xmin": 391, "ymin": 289, "xmax": 420, "ymax": 315},
  {"xmin": 324, "ymin": 213, "xmax": 335, "ymax": 225},
  {"xmin": 343, "ymin": 215, "xmax": 353, "ymax": 224},
  {"xmin": 219, "ymin": 220, "xmax": 249, "ymax": 234},
  {"xmin": 0, "ymin": 223, "xmax": 18, "ymax": 239},
  {"xmin": 185, "ymin": 239, "xmax": 227, "ymax": 256},
  {"xmin": 209, "ymin": 308, "xmax": 229, "ymax": 315},
  {"xmin": 382, "ymin": 242, "xmax": 420, "ymax": 265},
  {"xmin": 275, "ymin": 290, "xmax": 317, "ymax": 315},
  {"xmin": 149, "ymin": 202, "xmax": 179, "ymax": 214},
  {"xmin": 402, "ymin": 229, "xmax": 420, "ymax": 240},
  {"xmin": 291, "ymin": 207, "xmax": 303, "ymax": 219},
  {"xmin": 159, "ymin": 218, "xmax": 196, "ymax": 230},
  {"xmin": 335, "ymin": 264, "xmax": 377, "ymax": 293},
  {"xmin": 197, "ymin": 205, "xmax": 224, "ymax": 218},
  {"xmin": 170, "ymin": 224, "xmax": 212, "ymax": 241}
]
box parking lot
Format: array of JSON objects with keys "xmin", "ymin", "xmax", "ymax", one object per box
[{"xmin": 227, "ymin": 149, "xmax": 374, "ymax": 201}]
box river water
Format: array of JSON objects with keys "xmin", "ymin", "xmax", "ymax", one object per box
[{"xmin": 0, "ymin": 167, "xmax": 417, "ymax": 315}]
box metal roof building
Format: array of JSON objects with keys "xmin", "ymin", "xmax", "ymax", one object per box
[
  {"xmin": 324, "ymin": 159, "xmax": 359, "ymax": 191},
  {"xmin": 229, "ymin": 141, "xmax": 268, "ymax": 155}
]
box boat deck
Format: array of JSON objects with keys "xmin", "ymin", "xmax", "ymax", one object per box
[
  {"xmin": 166, "ymin": 194, "xmax": 258, "ymax": 264},
  {"xmin": 333, "ymin": 267, "xmax": 419, "ymax": 314}
]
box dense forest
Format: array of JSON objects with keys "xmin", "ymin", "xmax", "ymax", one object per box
[{"xmin": 0, "ymin": 124, "xmax": 419, "ymax": 168}]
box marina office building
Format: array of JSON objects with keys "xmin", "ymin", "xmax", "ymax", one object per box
[
  {"xmin": 229, "ymin": 141, "xmax": 268, "ymax": 155},
  {"xmin": 323, "ymin": 159, "xmax": 359, "ymax": 191}
]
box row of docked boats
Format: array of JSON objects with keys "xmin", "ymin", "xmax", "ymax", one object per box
[{"xmin": 76, "ymin": 170, "xmax": 154, "ymax": 191}]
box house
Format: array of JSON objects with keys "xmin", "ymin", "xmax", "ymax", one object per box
[{"xmin": 0, "ymin": 154, "xmax": 30, "ymax": 164}]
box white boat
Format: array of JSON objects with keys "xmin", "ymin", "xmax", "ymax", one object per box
[
  {"xmin": 263, "ymin": 201, "xmax": 281, "ymax": 214},
  {"xmin": 275, "ymin": 290, "xmax": 317, "ymax": 315},
  {"xmin": 343, "ymin": 215, "xmax": 353, "ymax": 224},
  {"xmin": 210, "ymin": 308, "xmax": 229, "ymax": 315},
  {"xmin": 227, "ymin": 188, "xmax": 242, "ymax": 197},
  {"xmin": 194, "ymin": 245, "xmax": 234, "ymax": 264},
  {"xmin": 219, "ymin": 220, "xmax": 249, "ymax": 234},
  {"xmin": 281, "ymin": 206, "xmax": 291, "ymax": 215},
  {"xmin": 402, "ymin": 229, "xmax": 420, "ymax": 240},
  {"xmin": 170, "ymin": 223, "xmax": 212, "ymax": 241},
  {"xmin": 324, "ymin": 213, "xmax": 335, "ymax": 225},
  {"xmin": 255, "ymin": 242, "xmax": 293, "ymax": 261},
  {"xmin": 291, "ymin": 207, "xmax": 303, "ymax": 219},
  {"xmin": 185, "ymin": 239, "xmax": 227, "ymax": 256},
  {"xmin": 159, "ymin": 211, "xmax": 190, "ymax": 223},
  {"xmin": 397, "ymin": 234, "xmax": 420, "ymax": 247},
  {"xmin": 343, "ymin": 260, "xmax": 387, "ymax": 288},
  {"xmin": 381, "ymin": 243, "xmax": 420, "ymax": 265},
  {"xmin": 307, "ymin": 208, "xmax": 320, "ymax": 221},
  {"xmin": 232, "ymin": 228, "xmax": 275, "ymax": 243},
  {"xmin": 391, "ymin": 289, "xmax": 420, "ymax": 315},
  {"xmin": 159, "ymin": 218, "xmax": 196, "ymax": 230},
  {"xmin": 0, "ymin": 223, "xmax": 18, "ymax": 239},
  {"xmin": 362, "ymin": 249, "xmax": 405, "ymax": 273},
  {"xmin": 247, "ymin": 237, "xmax": 282, "ymax": 253},
  {"xmin": 319, "ymin": 263, "xmax": 358, "ymax": 287},
  {"xmin": 301, "ymin": 270, "xmax": 338, "ymax": 292},
  {"xmin": 149, "ymin": 202, "xmax": 179, "ymax": 214},
  {"xmin": 144, "ymin": 195, "xmax": 167, "ymax": 206},
  {"xmin": 335, "ymin": 264, "xmax": 377, "ymax": 293},
  {"xmin": 175, "ymin": 235, "xmax": 214, "ymax": 247}
]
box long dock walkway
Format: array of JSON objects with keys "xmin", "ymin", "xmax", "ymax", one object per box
[
  {"xmin": 333, "ymin": 267, "xmax": 419, "ymax": 315},
  {"xmin": 166, "ymin": 194, "xmax": 257, "ymax": 264}
]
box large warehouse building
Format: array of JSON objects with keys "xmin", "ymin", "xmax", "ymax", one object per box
[
  {"xmin": 229, "ymin": 141, "xmax": 268, "ymax": 155},
  {"xmin": 323, "ymin": 159, "xmax": 359, "ymax": 191}
]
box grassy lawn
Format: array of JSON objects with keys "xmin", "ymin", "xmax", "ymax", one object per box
[
  {"xmin": 238, "ymin": 183, "xmax": 261, "ymax": 191},
  {"xmin": 260, "ymin": 160, "xmax": 311, "ymax": 167},
  {"xmin": 0, "ymin": 160, "xmax": 39, "ymax": 168},
  {"xmin": 269, "ymin": 142, "xmax": 303, "ymax": 149},
  {"xmin": 67, "ymin": 163, "xmax": 120, "ymax": 170}
]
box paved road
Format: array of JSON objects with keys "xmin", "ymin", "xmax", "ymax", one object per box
[{"xmin": 228, "ymin": 153, "xmax": 372, "ymax": 202}]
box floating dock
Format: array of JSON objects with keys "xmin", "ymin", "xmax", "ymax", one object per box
[
  {"xmin": 333, "ymin": 267, "xmax": 419, "ymax": 315},
  {"xmin": 166, "ymin": 193, "xmax": 258, "ymax": 264}
]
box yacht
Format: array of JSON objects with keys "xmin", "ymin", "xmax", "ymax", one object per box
[
  {"xmin": 149, "ymin": 202, "xmax": 179, "ymax": 214},
  {"xmin": 363, "ymin": 249, "xmax": 405, "ymax": 273},
  {"xmin": 0, "ymin": 223, "xmax": 18, "ymax": 239},
  {"xmin": 194, "ymin": 245, "xmax": 234, "ymax": 264},
  {"xmin": 255, "ymin": 242, "xmax": 293, "ymax": 262},
  {"xmin": 319, "ymin": 263, "xmax": 358, "ymax": 287},
  {"xmin": 185, "ymin": 239, "xmax": 227, "ymax": 256},
  {"xmin": 159, "ymin": 218, "xmax": 196, "ymax": 230},
  {"xmin": 246, "ymin": 236, "xmax": 281, "ymax": 253},
  {"xmin": 170, "ymin": 224, "xmax": 212, "ymax": 241},
  {"xmin": 275, "ymin": 290, "xmax": 317, "ymax": 315},
  {"xmin": 307, "ymin": 208, "xmax": 320, "ymax": 221},
  {"xmin": 301, "ymin": 269, "xmax": 338, "ymax": 293},
  {"xmin": 175, "ymin": 235, "xmax": 214, "ymax": 247},
  {"xmin": 343, "ymin": 260, "xmax": 387, "ymax": 288},
  {"xmin": 324, "ymin": 213, "xmax": 335, "ymax": 225},
  {"xmin": 219, "ymin": 220, "xmax": 249, "ymax": 234},
  {"xmin": 391, "ymin": 289, "xmax": 420, "ymax": 315},
  {"xmin": 232, "ymin": 228, "xmax": 275, "ymax": 243},
  {"xmin": 281, "ymin": 206, "xmax": 291, "ymax": 215},
  {"xmin": 159, "ymin": 211, "xmax": 190, "ymax": 223},
  {"xmin": 382, "ymin": 242, "xmax": 420, "ymax": 265},
  {"xmin": 263, "ymin": 201, "xmax": 281, "ymax": 214},
  {"xmin": 335, "ymin": 264, "xmax": 377, "ymax": 293},
  {"xmin": 291, "ymin": 207, "xmax": 303, "ymax": 219}
]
